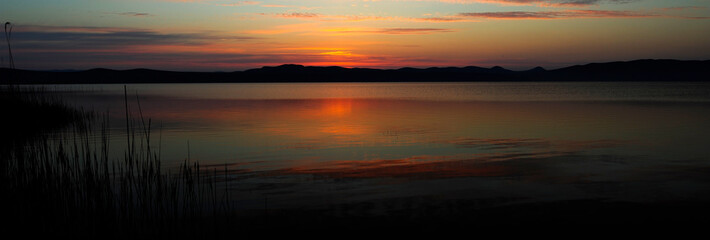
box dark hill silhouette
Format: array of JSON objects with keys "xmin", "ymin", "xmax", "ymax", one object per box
[
  {"xmin": 526, "ymin": 66, "xmax": 546, "ymax": 73},
  {"xmin": 548, "ymin": 59, "xmax": 710, "ymax": 81},
  {"xmin": 1, "ymin": 59, "xmax": 709, "ymax": 84}
]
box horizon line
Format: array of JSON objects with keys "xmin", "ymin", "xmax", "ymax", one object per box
[{"xmin": 2, "ymin": 58, "xmax": 709, "ymax": 73}]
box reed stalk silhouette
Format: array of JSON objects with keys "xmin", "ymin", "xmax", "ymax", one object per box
[
  {"xmin": 1, "ymin": 85, "xmax": 237, "ymax": 238},
  {"xmin": 4, "ymin": 22, "xmax": 14, "ymax": 69}
]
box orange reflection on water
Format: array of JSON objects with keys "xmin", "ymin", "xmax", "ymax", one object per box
[
  {"xmin": 265, "ymin": 154, "xmax": 536, "ymax": 179},
  {"xmin": 320, "ymin": 98, "xmax": 352, "ymax": 117},
  {"xmin": 136, "ymin": 96, "xmax": 693, "ymax": 157}
]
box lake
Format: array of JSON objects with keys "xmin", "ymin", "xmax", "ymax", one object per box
[{"xmin": 40, "ymin": 82, "xmax": 710, "ymax": 212}]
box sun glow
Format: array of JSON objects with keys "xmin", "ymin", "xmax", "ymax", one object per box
[{"xmin": 320, "ymin": 50, "xmax": 353, "ymax": 56}]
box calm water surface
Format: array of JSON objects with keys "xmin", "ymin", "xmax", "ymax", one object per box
[{"xmin": 44, "ymin": 82, "xmax": 710, "ymax": 210}]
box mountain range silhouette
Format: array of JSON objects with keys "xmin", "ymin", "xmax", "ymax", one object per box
[{"xmin": 1, "ymin": 59, "xmax": 708, "ymax": 84}]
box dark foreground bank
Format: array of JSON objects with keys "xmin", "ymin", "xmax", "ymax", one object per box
[
  {"xmin": 236, "ymin": 198, "xmax": 710, "ymax": 232},
  {"xmin": 11, "ymin": 196, "xmax": 707, "ymax": 238}
]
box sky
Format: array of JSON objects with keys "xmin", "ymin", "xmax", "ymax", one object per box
[{"xmin": 1, "ymin": 0, "xmax": 709, "ymax": 71}]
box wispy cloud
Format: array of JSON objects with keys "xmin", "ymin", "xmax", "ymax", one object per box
[
  {"xmin": 156, "ymin": 0, "xmax": 260, "ymax": 6},
  {"xmin": 156, "ymin": 0, "xmax": 219, "ymax": 2},
  {"xmin": 660, "ymin": 6, "xmax": 707, "ymax": 11},
  {"xmin": 373, "ymin": 28, "xmax": 454, "ymax": 35},
  {"xmin": 436, "ymin": 0, "xmax": 637, "ymax": 7},
  {"xmin": 14, "ymin": 25, "xmax": 256, "ymax": 48},
  {"xmin": 274, "ymin": 12, "xmax": 322, "ymax": 18},
  {"xmin": 406, "ymin": 16, "xmax": 470, "ymax": 22},
  {"xmin": 113, "ymin": 12, "xmax": 155, "ymax": 17},
  {"xmin": 242, "ymin": 22, "xmax": 321, "ymax": 34},
  {"xmin": 263, "ymin": 12, "xmax": 393, "ymax": 22},
  {"xmin": 651, "ymin": 6, "xmax": 710, "ymax": 19},
  {"xmin": 216, "ymin": 1, "xmax": 260, "ymax": 6},
  {"xmin": 679, "ymin": 16, "xmax": 710, "ymax": 19},
  {"xmin": 261, "ymin": 4, "xmax": 289, "ymax": 8},
  {"xmin": 101, "ymin": 12, "xmax": 155, "ymax": 17},
  {"xmin": 326, "ymin": 28, "xmax": 454, "ymax": 35},
  {"xmin": 458, "ymin": 9, "xmax": 658, "ymax": 19},
  {"xmin": 260, "ymin": 4, "xmax": 320, "ymax": 10},
  {"xmin": 10, "ymin": 25, "xmax": 259, "ymax": 69},
  {"xmin": 168, "ymin": 0, "xmax": 636, "ymax": 6},
  {"xmin": 0, "ymin": 25, "xmax": 542, "ymax": 71},
  {"xmin": 261, "ymin": 8, "xmax": 668, "ymax": 23}
]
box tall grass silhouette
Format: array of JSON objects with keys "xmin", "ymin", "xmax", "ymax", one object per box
[
  {"xmin": 4, "ymin": 22, "xmax": 14, "ymax": 69},
  {"xmin": 1, "ymin": 85, "xmax": 236, "ymax": 238}
]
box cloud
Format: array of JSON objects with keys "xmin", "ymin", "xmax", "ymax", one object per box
[
  {"xmin": 9, "ymin": 25, "xmax": 263, "ymax": 70},
  {"xmin": 371, "ymin": 28, "xmax": 454, "ymax": 34},
  {"xmin": 14, "ymin": 49, "xmax": 448, "ymax": 71},
  {"xmin": 8, "ymin": 25, "xmax": 455, "ymax": 70},
  {"xmin": 155, "ymin": 0, "xmax": 261, "ymax": 6},
  {"xmin": 458, "ymin": 9, "xmax": 657, "ymax": 19},
  {"xmin": 327, "ymin": 28, "xmax": 454, "ymax": 35},
  {"xmin": 13, "ymin": 25, "xmax": 256, "ymax": 50},
  {"xmin": 264, "ymin": 8, "xmax": 657, "ymax": 23},
  {"xmin": 261, "ymin": 4, "xmax": 289, "ymax": 8},
  {"xmin": 660, "ymin": 6, "xmax": 707, "ymax": 11},
  {"xmin": 679, "ymin": 16, "xmax": 710, "ymax": 19},
  {"xmin": 216, "ymin": 1, "xmax": 260, "ymax": 6},
  {"xmin": 155, "ymin": 0, "xmax": 211, "ymax": 2},
  {"xmin": 655, "ymin": 6, "xmax": 709, "ymax": 19},
  {"xmin": 260, "ymin": 4, "xmax": 320, "ymax": 10},
  {"xmin": 438, "ymin": 0, "xmax": 637, "ymax": 6},
  {"xmin": 407, "ymin": 16, "xmax": 469, "ymax": 22},
  {"xmin": 156, "ymin": 0, "xmax": 213, "ymax": 2},
  {"xmin": 274, "ymin": 12, "xmax": 322, "ymax": 18},
  {"xmin": 160, "ymin": 0, "xmax": 636, "ymax": 7},
  {"xmin": 262, "ymin": 8, "xmax": 663, "ymax": 23},
  {"xmin": 263, "ymin": 12, "xmax": 394, "ymax": 22},
  {"xmin": 113, "ymin": 12, "xmax": 155, "ymax": 17},
  {"xmin": 242, "ymin": 22, "xmax": 321, "ymax": 34}
]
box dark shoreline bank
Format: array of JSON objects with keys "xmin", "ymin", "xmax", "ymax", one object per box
[
  {"xmin": 245, "ymin": 198, "xmax": 710, "ymax": 228},
  {"xmin": 140, "ymin": 197, "xmax": 710, "ymax": 237},
  {"xmin": 2, "ymin": 59, "xmax": 709, "ymax": 84},
  {"xmin": 12, "ymin": 196, "xmax": 710, "ymax": 238}
]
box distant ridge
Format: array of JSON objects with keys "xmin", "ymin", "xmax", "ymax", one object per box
[{"xmin": 1, "ymin": 59, "xmax": 709, "ymax": 84}]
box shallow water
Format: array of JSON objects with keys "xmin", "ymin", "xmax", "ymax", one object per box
[{"xmin": 39, "ymin": 82, "xmax": 710, "ymax": 210}]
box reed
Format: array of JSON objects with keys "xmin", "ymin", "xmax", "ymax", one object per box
[
  {"xmin": 4, "ymin": 22, "xmax": 14, "ymax": 69},
  {"xmin": 1, "ymin": 85, "xmax": 236, "ymax": 239}
]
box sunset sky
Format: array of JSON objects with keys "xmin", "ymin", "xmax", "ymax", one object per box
[{"xmin": 2, "ymin": 0, "xmax": 709, "ymax": 71}]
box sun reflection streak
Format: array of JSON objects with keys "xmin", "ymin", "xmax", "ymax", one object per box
[{"xmin": 320, "ymin": 98, "xmax": 352, "ymax": 117}]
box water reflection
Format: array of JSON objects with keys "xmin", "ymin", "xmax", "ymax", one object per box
[{"xmin": 47, "ymin": 83, "xmax": 710, "ymax": 209}]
